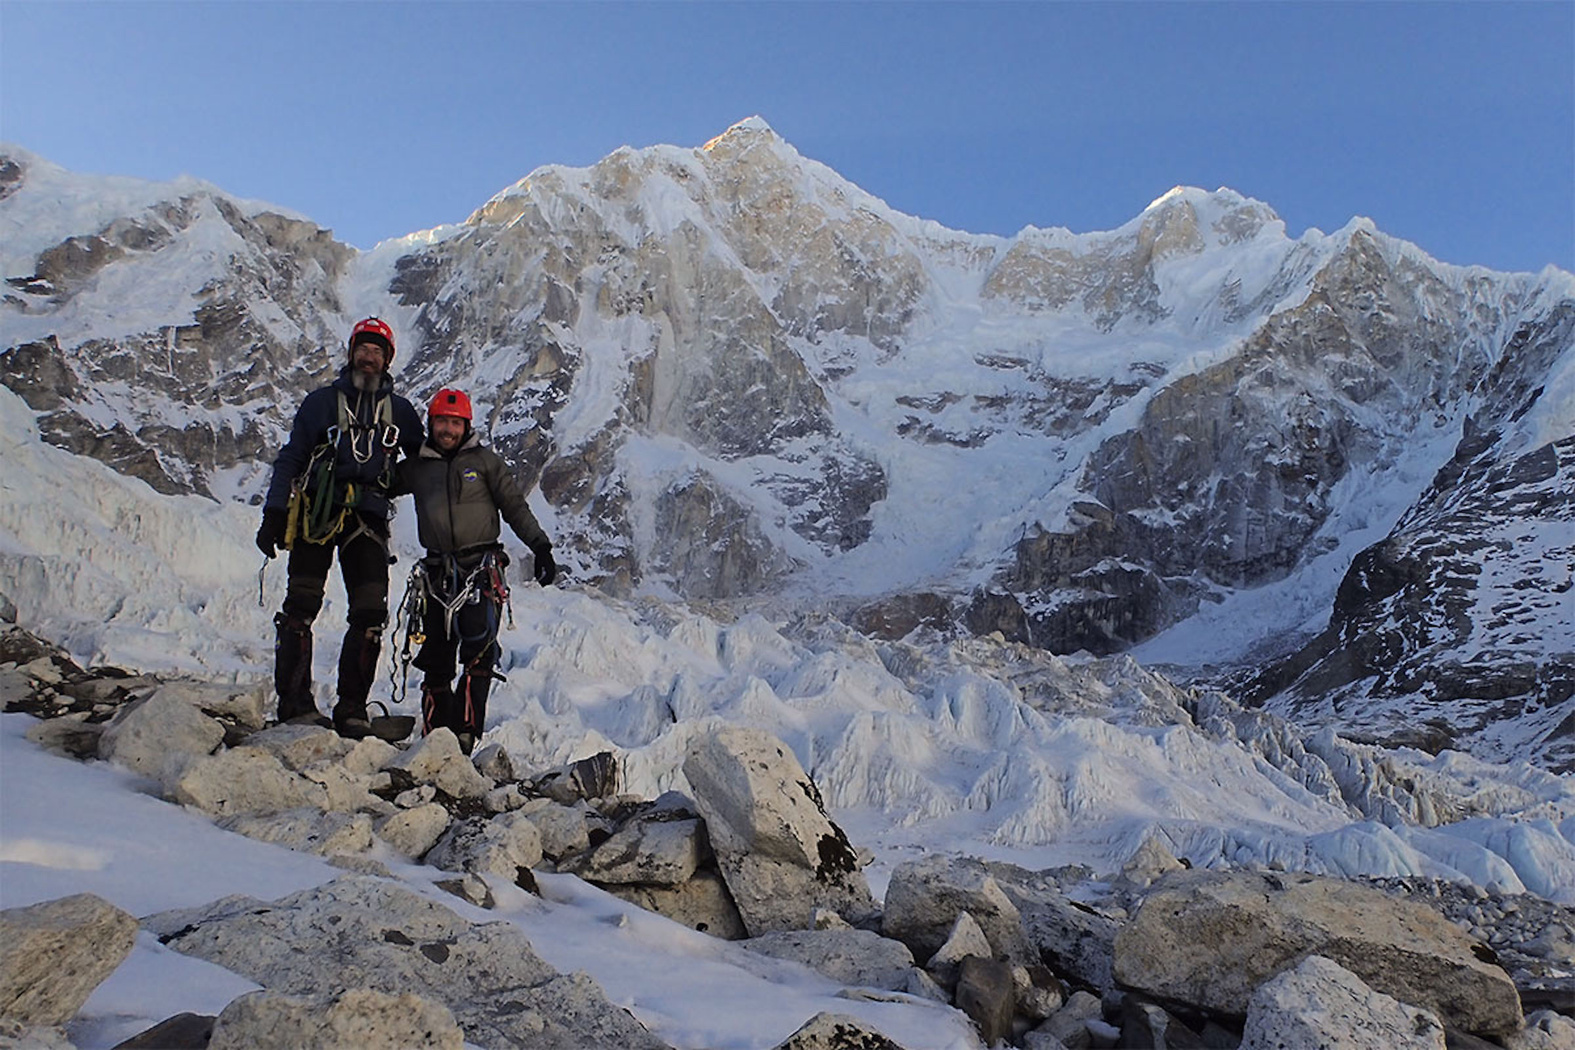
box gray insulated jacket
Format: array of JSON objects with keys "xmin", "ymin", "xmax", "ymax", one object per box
[{"xmin": 394, "ymin": 434, "xmax": 550, "ymax": 557}]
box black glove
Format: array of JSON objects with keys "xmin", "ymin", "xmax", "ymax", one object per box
[
  {"xmin": 256, "ymin": 508, "xmax": 288, "ymax": 558},
  {"xmin": 530, "ymin": 543, "xmax": 557, "ymax": 586}
]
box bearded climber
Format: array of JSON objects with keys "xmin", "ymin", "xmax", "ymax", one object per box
[
  {"xmin": 395, "ymin": 388, "xmax": 556, "ymax": 755},
  {"xmin": 255, "ymin": 318, "xmax": 424, "ymax": 737}
]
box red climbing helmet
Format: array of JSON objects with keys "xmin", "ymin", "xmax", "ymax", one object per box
[
  {"xmin": 348, "ymin": 317, "xmax": 396, "ymax": 363},
  {"xmin": 428, "ymin": 388, "xmax": 473, "ymax": 421}
]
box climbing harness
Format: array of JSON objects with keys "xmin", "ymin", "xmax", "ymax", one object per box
[
  {"xmin": 283, "ymin": 391, "xmax": 400, "ymax": 549},
  {"xmin": 387, "ymin": 546, "xmax": 513, "ymax": 708}
]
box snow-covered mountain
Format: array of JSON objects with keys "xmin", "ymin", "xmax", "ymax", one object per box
[{"xmin": 1, "ymin": 118, "xmax": 1571, "ymax": 772}]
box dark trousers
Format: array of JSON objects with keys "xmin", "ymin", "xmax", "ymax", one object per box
[
  {"xmin": 273, "ymin": 516, "xmax": 389, "ymax": 721},
  {"xmin": 415, "ymin": 587, "xmax": 501, "ymax": 742}
]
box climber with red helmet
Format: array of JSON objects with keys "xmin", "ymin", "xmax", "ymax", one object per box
[
  {"xmin": 255, "ymin": 318, "xmax": 424, "ymax": 737},
  {"xmin": 393, "ymin": 387, "xmax": 556, "ymax": 755}
]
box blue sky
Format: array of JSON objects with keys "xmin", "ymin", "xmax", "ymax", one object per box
[{"xmin": 2, "ymin": 1, "xmax": 1571, "ymax": 273}]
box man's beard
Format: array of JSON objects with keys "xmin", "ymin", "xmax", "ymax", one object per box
[{"xmin": 349, "ymin": 366, "xmax": 383, "ymax": 392}]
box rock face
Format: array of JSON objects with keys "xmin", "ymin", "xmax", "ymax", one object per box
[
  {"xmin": 681, "ymin": 726, "xmax": 876, "ymax": 935},
  {"xmin": 145, "ymin": 876, "xmax": 671, "ymax": 1050},
  {"xmin": 1112, "ymin": 870, "xmax": 1523, "ymax": 1036},
  {"xmin": 0, "ymin": 893, "xmax": 139, "ymax": 1025}
]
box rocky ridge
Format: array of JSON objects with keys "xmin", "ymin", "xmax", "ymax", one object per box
[{"xmin": 4, "ymin": 626, "xmax": 1575, "ymax": 1050}]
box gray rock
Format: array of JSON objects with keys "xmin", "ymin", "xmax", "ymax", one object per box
[
  {"xmin": 340, "ymin": 735, "xmax": 400, "ymax": 777},
  {"xmin": 146, "ymin": 876, "xmax": 669, "ymax": 1049},
  {"xmin": 1034, "ymin": 990, "xmax": 1104, "ymax": 1050},
  {"xmin": 883, "ymin": 854, "xmax": 1030, "ymax": 965},
  {"xmin": 0, "ymin": 894, "xmax": 138, "ymax": 1025},
  {"xmin": 387, "ymin": 730, "xmax": 494, "ymax": 799},
  {"xmin": 742, "ymin": 928, "xmax": 915, "ymax": 991},
  {"xmin": 1503, "ymin": 1009, "xmax": 1575, "ymax": 1050},
  {"xmin": 997, "ymin": 869, "xmax": 1120, "ymax": 993},
  {"xmin": 1113, "ymin": 870, "xmax": 1522, "ymax": 1036},
  {"xmin": 167, "ymin": 745, "xmax": 327, "ymax": 817},
  {"xmin": 600, "ymin": 871, "xmax": 748, "ymax": 940},
  {"xmin": 375, "ymin": 802, "xmax": 452, "ymax": 860},
  {"xmin": 1240, "ymin": 955, "xmax": 1445, "ymax": 1050},
  {"xmin": 955, "ymin": 955, "xmax": 1015, "ymax": 1048},
  {"xmin": 24, "ymin": 717, "xmax": 101, "ymax": 760},
  {"xmin": 682, "ymin": 727, "xmax": 874, "ymax": 935},
  {"xmin": 425, "ymin": 812, "xmax": 543, "ymax": 884},
  {"xmin": 521, "ymin": 801, "xmax": 593, "ymax": 860},
  {"xmin": 926, "ymin": 911, "xmax": 995, "ymax": 990},
  {"xmin": 97, "ymin": 688, "xmax": 225, "ymax": 782},
  {"xmin": 471, "ymin": 742, "xmax": 516, "ymax": 783},
  {"xmin": 243, "ymin": 723, "xmax": 354, "ymax": 771},
  {"xmin": 1014, "ymin": 964, "xmax": 1066, "ymax": 1022},
  {"xmin": 561, "ymin": 815, "xmax": 704, "ymax": 886},
  {"xmin": 207, "ymin": 987, "xmax": 463, "ymax": 1050},
  {"xmin": 154, "ymin": 678, "xmax": 270, "ymax": 730},
  {"xmin": 0, "ymin": 1019, "xmax": 75, "ymax": 1049},
  {"xmin": 217, "ymin": 808, "xmax": 373, "ymax": 858},
  {"xmin": 769, "ymin": 1011, "xmax": 906, "ymax": 1050}
]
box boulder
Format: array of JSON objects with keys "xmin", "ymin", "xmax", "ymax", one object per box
[
  {"xmin": 1030, "ymin": 989, "xmax": 1103, "ymax": 1050},
  {"xmin": 154, "ymin": 678, "xmax": 270, "ymax": 729},
  {"xmin": 387, "ymin": 730, "xmax": 494, "ymax": 799},
  {"xmin": 145, "ymin": 876, "xmax": 669, "ymax": 1049},
  {"xmin": 998, "ymin": 871, "xmax": 1120, "ymax": 993},
  {"xmin": 955, "ymin": 955, "xmax": 1015, "ymax": 1047},
  {"xmin": 97, "ymin": 688, "xmax": 225, "ymax": 782},
  {"xmin": 240, "ymin": 722, "xmax": 352, "ymax": 771},
  {"xmin": 207, "ymin": 988, "xmax": 463, "ymax": 1050},
  {"xmin": 0, "ymin": 893, "xmax": 138, "ymax": 1025},
  {"xmin": 770, "ymin": 1012, "xmax": 906, "ymax": 1050},
  {"xmin": 682, "ymin": 727, "xmax": 874, "ymax": 934},
  {"xmin": 532, "ymin": 752, "xmax": 619, "ymax": 804},
  {"xmin": 1118, "ymin": 996, "xmax": 1207, "ymax": 1049},
  {"xmin": 925, "ymin": 911, "xmax": 995, "ymax": 989},
  {"xmin": 168, "ymin": 745, "xmax": 327, "ymax": 817},
  {"xmin": 741, "ymin": 928, "xmax": 915, "ymax": 991},
  {"xmin": 521, "ymin": 800, "xmax": 593, "ymax": 859},
  {"xmin": 560, "ymin": 815, "xmax": 705, "ymax": 886},
  {"xmin": 24, "ymin": 717, "xmax": 102, "ymax": 760},
  {"xmin": 217, "ymin": 808, "xmax": 374, "ymax": 858},
  {"xmin": 471, "ymin": 742, "xmax": 516, "ymax": 782},
  {"xmin": 1240, "ymin": 955, "xmax": 1446, "ymax": 1050},
  {"xmin": 1503, "ymin": 1009, "xmax": 1575, "ymax": 1050},
  {"xmin": 1013, "ymin": 964, "xmax": 1066, "ymax": 1022},
  {"xmin": 0, "ymin": 1019, "xmax": 74, "ymax": 1048},
  {"xmin": 425, "ymin": 812, "xmax": 543, "ymax": 885},
  {"xmin": 882, "ymin": 854, "xmax": 1030, "ymax": 965},
  {"xmin": 601, "ymin": 871, "xmax": 748, "ymax": 940},
  {"xmin": 340, "ymin": 735, "xmax": 400, "ymax": 776},
  {"xmin": 1113, "ymin": 871, "xmax": 1522, "ymax": 1036},
  {"xmin": 376, "ymin": 802, "xmax": 453, "ymax": 860}
]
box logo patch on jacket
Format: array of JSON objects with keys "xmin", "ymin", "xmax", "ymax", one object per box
[{"xmin": 461, "ymin": 469, "xmax": 480, "ymax": 484}]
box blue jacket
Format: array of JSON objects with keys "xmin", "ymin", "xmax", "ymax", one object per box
[{"xmin": 264, "ymin": 368, "xmax": 424, "ymax": 523}]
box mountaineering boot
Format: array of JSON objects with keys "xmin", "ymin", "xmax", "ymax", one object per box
[
  {"xmin": 420, "ymin": 682, "xmax": 458, "ymax": 738},
  {"xmin": 273, "ymin": 613, "xmax": 318, "ymax": 722},
  {"xmin": 334, "ymin": 624, "xmax": 381, "ymax": 739}
]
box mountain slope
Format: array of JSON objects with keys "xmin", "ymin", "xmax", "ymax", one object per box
[{"xmin": 1, "ymin": 119, "xmax": 1571, "ymax": 771}]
